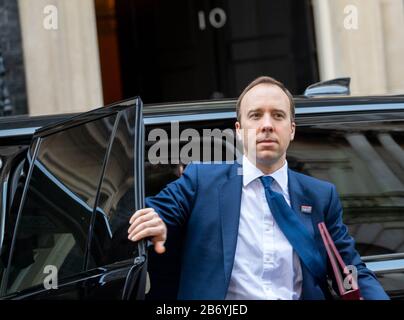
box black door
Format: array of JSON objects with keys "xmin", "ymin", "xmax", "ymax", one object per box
[
  {"xmin": 115, "ymin": 0, "xmax": 318, "ymax": 103},
  {"xmin": 0, "ymin": 98, "xmax": 147, "ymax": 299}
]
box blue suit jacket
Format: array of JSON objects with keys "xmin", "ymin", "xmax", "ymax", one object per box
[{"xmin": 146, "ymin": 162, "xmax": 389, "ymax": 300}]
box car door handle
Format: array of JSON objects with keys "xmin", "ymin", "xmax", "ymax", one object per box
[{"xmin": 121, "ymin": 242, "xmax": 148, "ymax": 300}]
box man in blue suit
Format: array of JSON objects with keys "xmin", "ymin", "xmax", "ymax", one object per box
[{"xmin": 128, "ymin": 76, "xmax": 389, "ymax": 300}]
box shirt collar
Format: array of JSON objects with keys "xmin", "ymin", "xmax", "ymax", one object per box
[{"xmin": 242, "ymin": 155, "xmax": 289, "ymax": 193}]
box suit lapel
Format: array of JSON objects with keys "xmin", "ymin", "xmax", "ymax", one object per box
[
  {"xmin": 288, "ymin": 169, "xmax": 315, "ymax": 237},
  {"xmin": 219, "ymin": 162, "xmax": 243, "ymax": 289}
]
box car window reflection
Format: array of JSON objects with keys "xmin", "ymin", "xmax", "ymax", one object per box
[
  {"xmin": 4, "ymin": 116, "xmax": 114, "ymax": 294},
  {"xmin": 288, "ymin": 120, "xmax": 404, "ymax": 257}
]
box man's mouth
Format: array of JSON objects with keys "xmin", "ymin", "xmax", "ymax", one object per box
[{"xmin": 257, "ymin": 138, "xmax": 277, "ymax": 144}]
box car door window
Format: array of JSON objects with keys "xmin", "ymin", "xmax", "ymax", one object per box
[
  {"xmin": 144, "ymin": 119, "xmax": 238, "ymax": 196},
  {"xmin": 0, "ymin": 147, "xmax": 25, "ymax": 281},
  {"xmin": 2, "ymin": 116, "xmax": 116, "ymax": 294},
  {"xmin": 89, "ymin": 108, "xmax": 139, "ymax": 267}
]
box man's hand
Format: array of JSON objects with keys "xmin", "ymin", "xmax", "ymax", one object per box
[{"xmin": 128, "ymin": 208, "xmax": 167, "ymax": 254}]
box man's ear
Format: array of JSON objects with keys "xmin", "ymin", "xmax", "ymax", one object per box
[
  {"xmin": 290, "ymin": 121, "xmax": 296, "ymax": 141},
  {"xmin": 235, "ymin": 121, "xmax": 242, "ymax": 140}
]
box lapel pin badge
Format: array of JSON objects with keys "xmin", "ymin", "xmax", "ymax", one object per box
[{"xmin": 301, "ymin": 205, "xmax": 312, "ymax": 214}]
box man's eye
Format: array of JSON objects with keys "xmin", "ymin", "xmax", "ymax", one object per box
[
  {"xmin": 274, "ymin": 113, "xmax": 284, "ymax": 119},
  {"xmin": 250, "ymin": 113, "xmax": 260, "ymax": 119}
]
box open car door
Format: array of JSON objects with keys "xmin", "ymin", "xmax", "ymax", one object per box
[{"xmin": 0, "ymin": 98, "xmax": 147, "ymax": 299}]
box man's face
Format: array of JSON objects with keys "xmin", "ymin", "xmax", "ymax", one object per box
[{"xmin": 235, "ymin": 83, "xmax": 295, "ymax": 172}]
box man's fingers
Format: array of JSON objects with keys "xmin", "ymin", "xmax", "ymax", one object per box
[
  {"xmin": 129, "ymin": 208, "xmax": 155, "ymax": 224},
  {"xmin": 128, "ymin": 211, "xmax": 159, "ymax": 233},
  {"xmin": 128, "ymin": 225, "xmax": 166, "ymax": 242},
  {"xmin": 128, "ymin": 208, "xmax": 167, "ymax": 255},
  {"xmin": 128, "ymin": 218, "xmax": 161, "ymax": 239}
]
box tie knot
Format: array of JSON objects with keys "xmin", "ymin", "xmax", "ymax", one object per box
[{"xmin": 260, "ymin": 175, "xmax": 274, "ymax": 190}]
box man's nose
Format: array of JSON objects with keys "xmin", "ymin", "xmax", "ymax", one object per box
[{"xmin": 261, "ymin": 114, "xmax": 274, "ymax": 131}]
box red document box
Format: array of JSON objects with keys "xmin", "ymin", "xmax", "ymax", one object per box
[{"xmin": 318, "ymin": 222, "xmax": 362, "ymax": 300}]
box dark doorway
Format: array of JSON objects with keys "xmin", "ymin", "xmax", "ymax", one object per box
[
  {"xmin": 95, "ymin": 0, "xmax": 123, "ymax": 105},
  {"xmin": 98, "ymin": 0, "xmax": 319, "ymax": 104}
]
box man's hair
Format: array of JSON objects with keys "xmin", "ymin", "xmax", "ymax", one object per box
[{"xmin": 236, "ymin": 76, "xmax": 295, "ymax": 122}]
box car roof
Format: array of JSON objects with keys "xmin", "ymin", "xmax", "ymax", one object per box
[{"xmin": 2, "ymin": 94, "xmax": 404, "ymax": 139}]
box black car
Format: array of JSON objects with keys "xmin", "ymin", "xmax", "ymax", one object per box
[{"xmin": 1, "ymin": 79, "xmax": 404, "ymax": 299}]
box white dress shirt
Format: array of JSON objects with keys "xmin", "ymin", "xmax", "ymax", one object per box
[{"xmin": 225, "ymin": 156, "xmax": 302, "ymax": 300}]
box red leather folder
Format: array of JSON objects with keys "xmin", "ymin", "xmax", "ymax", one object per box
[{"xmin": 318, "ymin": 222, "xmax": 362, "ymax": 300}]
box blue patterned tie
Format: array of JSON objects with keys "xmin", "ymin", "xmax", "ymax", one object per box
[{"xmin": 260, "ymin": 176, "xmax": 326, "ymax": 280}]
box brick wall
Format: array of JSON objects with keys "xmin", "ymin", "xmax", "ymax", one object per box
[{"xmin": 0, "ymin": 0, "xmax": 28, "ymax": 115}]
